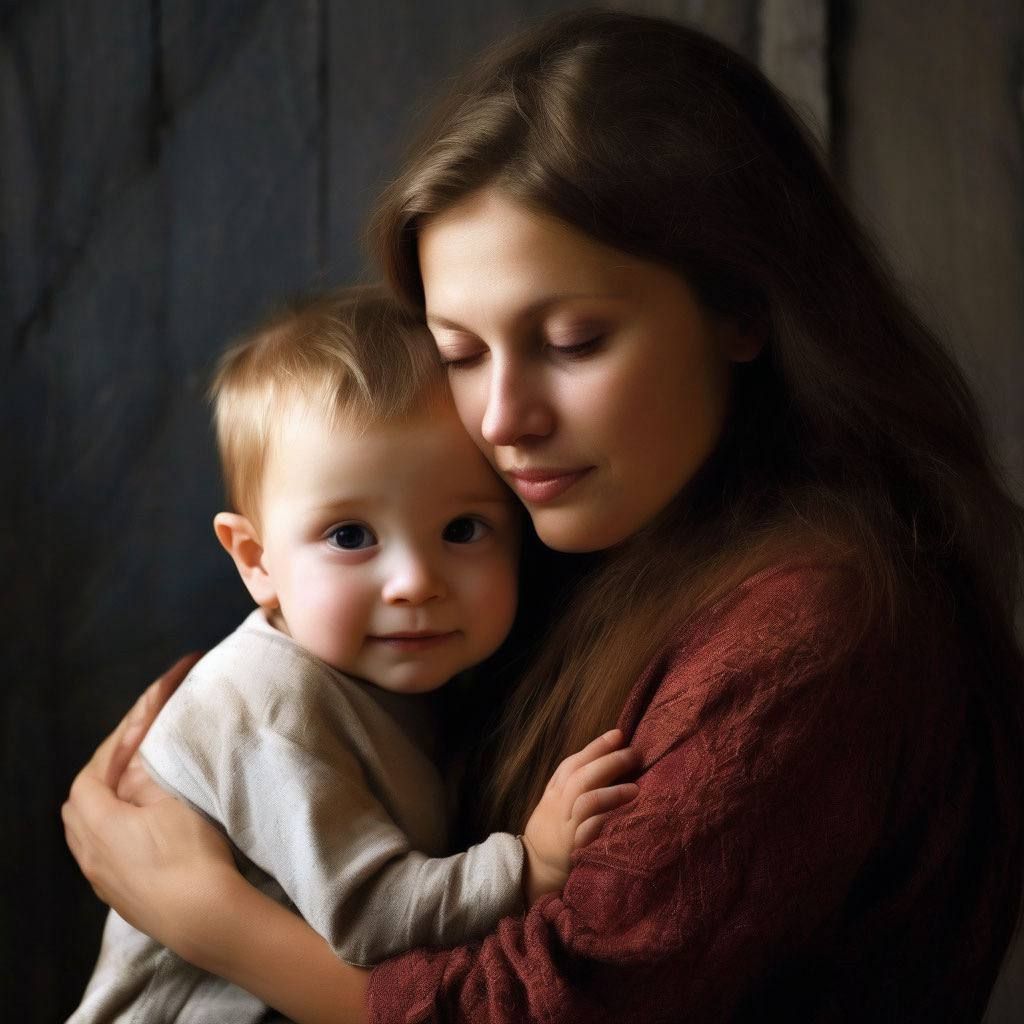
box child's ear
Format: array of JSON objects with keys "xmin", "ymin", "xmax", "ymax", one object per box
[{"xmin": 213, "ymin": 512, "xmax": 278, "ymax": 608}]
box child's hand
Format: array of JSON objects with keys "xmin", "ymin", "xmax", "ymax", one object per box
[{"xmin": 521, "ymin": 728, "xmax": 639, "ymax": 905}]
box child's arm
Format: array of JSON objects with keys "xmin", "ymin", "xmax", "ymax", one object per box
[
  {"xmin": 143, "ymin": 653, "xmax": 637, "ymax": 965},
  {"xmin": 520, "ymin": 729, "xmax": 640, "ymax": 904}
]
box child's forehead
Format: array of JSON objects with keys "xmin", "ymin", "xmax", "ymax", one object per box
[
  {"xmin": 268, "ymin": 393, "xmax": 506, "ymax": 499},
  {"xmin": 274, "ymin": 393, "xmax": 445, "ymax": 447}
]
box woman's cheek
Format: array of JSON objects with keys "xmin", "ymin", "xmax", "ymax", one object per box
[
  {"xmin": 469, "ymin": 559, "xmax": 520, "ymax": 656},
  {"xmin": 449, "ymin": 374, "xmax": 492, "ymax": 454}
]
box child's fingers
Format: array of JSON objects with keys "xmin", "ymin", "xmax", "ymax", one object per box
[
  {"xmin": 562, "ymin": 746, "xmax": 639, "ymax": 809},
  {"xmin": 549, "ymin": 729, "xmax": 626, "ymax": 790},
  {"xmin": 570, "ymin": 782, "xmax": 639, "ymax": 829},
  {"xmin": 573, "ymin": 812, "xmax": 611, "ymax": 849},
  {"xmin": 573, "ymin": 781, "xmax": 641, "ymax": 847}
]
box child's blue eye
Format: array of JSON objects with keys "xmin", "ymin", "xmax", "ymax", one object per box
[
  {"xmin": 443, "ymin": 517, "xmax": 487, "ymax": 544},
  {"xmin": 328, "ymin": 524, "xmax": 377, "ymax": 550}
]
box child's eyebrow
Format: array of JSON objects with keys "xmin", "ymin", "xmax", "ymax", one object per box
[
  {"xmin": 308, "ymin": 498, "xmax": 366, "ymax": 515},
  {"xmin": 306, "ymin": 496, "xmax": 513, "ymax": 515}
]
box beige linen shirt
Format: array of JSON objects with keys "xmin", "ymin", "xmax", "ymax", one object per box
[{"xmin": 68, "ymin": 609, "xmax": 524, "ymax": 1023}]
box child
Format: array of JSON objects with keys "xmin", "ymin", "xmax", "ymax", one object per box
[{"xmin": 69, "ymin": 286, "xmax": 634, "ymax": 1023}]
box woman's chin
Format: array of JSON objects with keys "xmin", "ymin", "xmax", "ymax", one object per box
[{"xmin": 530, "ymin": 508, "xmax": 625, "ymax": 554}]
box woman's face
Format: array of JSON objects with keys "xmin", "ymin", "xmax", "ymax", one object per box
[{"xmin": 418, "ymin": 190, "xmax": 754, "ymax": 552}]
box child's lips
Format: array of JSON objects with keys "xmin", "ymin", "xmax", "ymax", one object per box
[{"xmin": 370, "ymin": 631, "xmax": 458, "ymax": 651}]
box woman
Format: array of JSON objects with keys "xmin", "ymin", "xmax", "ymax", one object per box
[{"xmin": 63, "ymin": 10, "xmax": 1023, "ymax": 1022}]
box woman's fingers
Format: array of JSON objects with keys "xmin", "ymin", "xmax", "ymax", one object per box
[
  {"xmin": 63, "ymin": 652, "xmax": 200, "ymax": 896},
  {"xmin": 104, "ymin": 652, "xmax": 202, "ymax": 788},
  {"xmin": 549, "ymin": 728, "xmax": 626, "ymax": 790},
  {"xmin": 117, "ymin": 752, "xmax": 171, "ymax": 806},
  {"xmin": 62, "ymin": 770, "xmax": 126, "ymax": 900}
]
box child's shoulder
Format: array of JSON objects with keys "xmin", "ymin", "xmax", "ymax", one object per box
[{"xmin": 158, "ymin": 609, "xmax": 354, "ymax": 732}]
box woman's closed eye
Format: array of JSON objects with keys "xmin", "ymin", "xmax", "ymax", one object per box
[
  {"xmin": 326, "ymin": 523, "xmax": 378, "ymax": 550},
  {"xmin": 442, "ymin": 516, "xmax": 490, "ymax": 544},
  {"xmin": 547, "ymin": 334, "xmax": 605, "ymax": 359},
  {"xmin": 438, "ymin": 348, "xmax": 486, "ymax": 371}
]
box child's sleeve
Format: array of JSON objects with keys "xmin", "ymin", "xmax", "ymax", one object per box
[{"xmin": 139, "ymin": 640, "xmax": 525, "ymax": 967}]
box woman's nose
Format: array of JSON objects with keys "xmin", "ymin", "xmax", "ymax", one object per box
[
  {"xmin": 479, "ymin": 358, "xmax": 554, "ymax": 447},
  {"xmin": 381, "ymin": 550, "xmax": 447, "ymax": 605}
]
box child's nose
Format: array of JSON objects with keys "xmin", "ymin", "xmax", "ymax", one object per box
[{"xmin": 381, "ymin": 553, "xmax": 447, "ymax": 605}]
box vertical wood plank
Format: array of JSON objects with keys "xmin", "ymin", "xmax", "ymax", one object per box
[
  {"xmin": 1, "ymin": 4, "xmax": 157, "ymax": 1018},
  {"xmin": 152, "ymin": 0, "xmax": 321, "ymax": 645},
  {"xmin": 325, "ymin": 2, "xmax": 557, "ymax": 282},
  {"xmin": 758, "ymin": 0, "xmax": 829, "ymax": 146},
  {"xmin": 3, "ymin": 3, "xmax": 323, "ymax": 1018},
  {"xmin": 838, "ymin": 0, "xmax": 1024, "ymax": 495},
  {"xmin": 162, "ymin": 0, "xmax": 320, "ymax": 362},
  {"xmin": 670, "ymin": 0, "xmax": 757, "ymax": 56}
]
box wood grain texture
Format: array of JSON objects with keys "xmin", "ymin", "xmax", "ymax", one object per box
[
  {"xmin": 2, "ymin": 3, "xmax": 320, "ymax": 1018},
  {"xmin": 837, "ymin": 0, "xmax": 1024, "ymax": 495},
  {"xmin": 759, "ymin": 0, "xmax": 829, "ymax": 144},
  {"xmin": 1, "ymin": 5, "xmax": 160, "ymax": 1017}
]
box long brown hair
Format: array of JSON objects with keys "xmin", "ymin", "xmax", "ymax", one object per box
[{"xmin": 369, "ymin": 7, "xmax": 1024, "ymax": 904}]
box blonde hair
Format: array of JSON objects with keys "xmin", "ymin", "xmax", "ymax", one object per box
[{"xmin": 210, "ymin": 284, "xmax": 445, "ymax": 524}]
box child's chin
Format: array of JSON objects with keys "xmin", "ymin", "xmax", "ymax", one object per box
[{"xmin": 374, "ymin": 670, "xmax": 450, "ymax": 695}]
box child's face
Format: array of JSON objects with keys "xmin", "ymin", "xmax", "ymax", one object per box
[{"xmin": 255, "ymin": 398, "xmax": 521, "ymax": 693}]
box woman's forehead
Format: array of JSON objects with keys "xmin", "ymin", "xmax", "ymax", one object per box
[{"xmin": 418, "ymin": 191, "xmax": 661, "ymax": 326}]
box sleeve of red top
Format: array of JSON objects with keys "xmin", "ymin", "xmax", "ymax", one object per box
[{"xmin": 367, "ymin": 563, "xmax": 898, "ymax": 1023}]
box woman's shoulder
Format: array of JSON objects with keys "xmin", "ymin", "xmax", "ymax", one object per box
[
  {"xmin": 668, "ymin": 556, "xmax": 869, "ymax": 678},
  {"xmin": 619, "ymin": 553, "xmax": 918, "ymax": 751}
]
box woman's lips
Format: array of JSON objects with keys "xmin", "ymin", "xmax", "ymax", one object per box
[{"xmin": 505, "ymin": 467, "xmax": 593, "ymax": 503}]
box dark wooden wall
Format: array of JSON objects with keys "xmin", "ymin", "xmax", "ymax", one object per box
[{"xmin": 2, "ymin": 2, "xmax": 1021, "ymax": 1020}]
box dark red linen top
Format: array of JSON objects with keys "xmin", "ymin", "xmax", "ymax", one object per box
[{"xmin": 368, "ymin": 561, "xmax": 1013, "ymax": 1022}]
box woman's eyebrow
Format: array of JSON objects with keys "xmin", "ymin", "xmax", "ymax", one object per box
[
  {"xmin": 427, "ymin": 293, "xmax": 615, "ymax": 333},
  {"xmin": 426, "ymin": 313, "xmax": 474, "ymax": 332}
]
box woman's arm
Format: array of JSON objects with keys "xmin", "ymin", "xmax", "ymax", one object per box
[
  {"xmin": 146, "ymin": 857, "xmax": 370, "ymax": 1024},
  {"xmin": 63, "ymin": 663, "xmax": 633, "ymax": 1023},
  {"xmin": 196, "ymin": 880, "xmax": 370, "ymax": 1024},
  {"xmin": 63, "ymin": 663, "xmax": 371, "ymax": 1024},
  {"xmin": 68, "ymin": 773, "xmax": 368, "ymax": 1023}
]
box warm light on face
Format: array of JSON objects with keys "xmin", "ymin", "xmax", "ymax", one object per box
[
  {"xmin": 418, "ymin": 189, "xmax": 748, "ymax": 553},
  {"xmin": 255, "ymin": 397, "xmax": 521, "ymax": 692}
]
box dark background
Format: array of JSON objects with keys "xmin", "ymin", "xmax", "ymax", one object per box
[{"xmin": 2, "ymin": 1, "xmax": 1022, "ymax": 1020}]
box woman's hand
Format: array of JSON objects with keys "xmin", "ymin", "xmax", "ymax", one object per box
[
  {"xmin": 99, "ymin": 653, "xmax": 201, "ymax": 791},
  {"xmin": 60, "ymin": 654, "xmax": 239, "ymax": 954},
  {"xmin": 521, "ymin": 728, "xmax": 639, "ymax": 904},
  {"xmin": 62, "ymin": 657, "xmax": 371, "ymax": 1023}
]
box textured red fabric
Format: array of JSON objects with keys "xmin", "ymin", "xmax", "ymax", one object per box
[{"xmin": 368, "ymin": 562, "xmax": 1007, "ymax": 1023}]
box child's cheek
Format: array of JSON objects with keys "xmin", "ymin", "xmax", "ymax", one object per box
[{"xmin": 286, "ymin": 564, "xmax": 370, "ymax": 673}]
